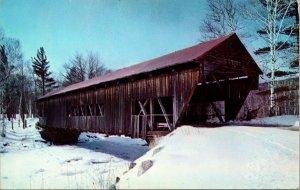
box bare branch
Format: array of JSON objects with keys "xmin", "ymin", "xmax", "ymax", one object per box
[
  {"xmin": 199, "ymin": 0, "xmax": 243, "ymax": 40},
  {"xmin": 275, "ymin": 0, "xmax": 294, "ymax": 41}
]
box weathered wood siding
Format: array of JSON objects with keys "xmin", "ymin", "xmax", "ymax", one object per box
[
  {"xmin": 37, "ymin": 34, "xmax": 263, "ymax": 139},
  {"xmin": 38, "ymin": 67, "xmax": 200, "ymax": 136}
]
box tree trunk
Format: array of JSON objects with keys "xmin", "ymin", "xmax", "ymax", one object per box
[
  {"xmin": 28, "ymin": 99, "xmax": 32, "ymax": 118},
  {"xmin": 1, "ymin": 114, "xmax": 5, "ymax": 137},
  {"xmin": 42, "ymin": 75, "xmax": 45, "ymax": 96},
  {"xmin": 269, "ymin": 47, "xmax": 276, "ymax": 116},
  {"xmin": 21, "ymin": 94, "xmax": 25, "ymax": 129},
  {"xmin": 18, "ymin": 94, "xmax": 22, "ymax": 128},
  {"xmin": 1, "ymin": 92, "xmax": 6, "ymax": 137}
]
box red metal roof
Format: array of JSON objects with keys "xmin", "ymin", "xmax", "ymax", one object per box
[{"xmin": 39, "ymin": 33, "xmax": 236, "ymax": 100}]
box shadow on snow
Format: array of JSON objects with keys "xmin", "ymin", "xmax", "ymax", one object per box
[{"xmin": 75, "ymin": 135, "xmax": 149, "ymax": 161}]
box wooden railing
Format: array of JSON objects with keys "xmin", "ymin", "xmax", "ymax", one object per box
[
  {"xmin": 130, "ymin": 114, "xmax": 174, "ymax": 139},
  {"xmin": 67, "ymin": 116, "xmax": 105, "ymax": 131}
]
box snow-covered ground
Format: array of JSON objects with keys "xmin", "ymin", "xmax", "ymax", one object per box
[
  {"xmin": 0, "ymin": 118, "xmax": 148, "ymax": 189},
  {"xmin": 0, "ymin": 115, "xmax": 299, "ymax": 189},
  {"xmin": 234, "ymin": 115, "xmax": 299, "ymax": 127},
  {"xmin": 119, "ymin": 115, "xmax": 299, "ymax": 189}
]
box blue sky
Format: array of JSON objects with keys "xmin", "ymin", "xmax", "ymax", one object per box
[{"xmin": 0, "ymin": 0, "xmax": 208, "ymax": 73}]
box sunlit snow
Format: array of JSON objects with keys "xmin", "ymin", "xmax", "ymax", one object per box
[{"xmin": 0, "ymin": 115, "xmax": 298, "ymax": 189}]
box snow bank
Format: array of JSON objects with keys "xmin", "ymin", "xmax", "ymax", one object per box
[
  {"xmin": 119, "ymin": 125, "xmax": 299, "ymax": 189},
  {"xmin": 234, "ymin": 115, "xmax": 299, "ymax": 127},
  {"xmin": 0, "ymin": 118, "xmax": 46, "ymax": 153}
]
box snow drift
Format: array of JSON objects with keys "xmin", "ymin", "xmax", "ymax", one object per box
[{"xmin": 119, "ymin": 123, "xmax": 299, "ymax": 189}]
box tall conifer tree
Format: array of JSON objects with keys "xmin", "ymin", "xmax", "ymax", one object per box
[{"xmin": 32, "ymin": 47, "xmax": 56, "ymax": 96}]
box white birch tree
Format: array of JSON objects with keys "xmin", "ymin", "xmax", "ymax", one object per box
[{"xmin": 241, "ymin": 0, "xmax": 297, "ymax": 116}]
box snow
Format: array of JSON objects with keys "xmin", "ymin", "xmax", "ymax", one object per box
[
  {"xmin": 259, "ymin": 70, "xmax": 299, "ymax": 83},
  {"xmin": 0, "ymin": 115, "xmax": 299, "ymax": 189},
  {"xmin": 0, "ymin": 117, "xmax": 148, "ymax": 189},
  {"xmin": 119, "ymin": 116, "xmax": 299, "ymax": 189},
  {"xmin": 234, "ymin": 115, "xmax": 299, "ymax": 127}
]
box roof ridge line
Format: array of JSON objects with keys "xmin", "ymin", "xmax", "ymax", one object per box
[{"xmin": 38, "ymin": 33, "xmax": 236, "ymax": 100}]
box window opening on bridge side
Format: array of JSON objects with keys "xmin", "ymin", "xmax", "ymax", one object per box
[
  {"xmin": 95, "ymin": 104, "xmax": 104, "ymax": 117},
  {"xmin": 131, "ymin": 96, "xmax": 174, "ymax": 131},
  {"xmin": 69, "ymin": 104, "xmax": 104, "ymax": 117}
]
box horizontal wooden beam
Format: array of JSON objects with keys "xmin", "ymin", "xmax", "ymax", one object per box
[{"xmin": 132, "ymin": 114, "xmax": 173, "ymax": 116}]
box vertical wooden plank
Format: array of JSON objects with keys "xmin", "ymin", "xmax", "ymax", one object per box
[
  {"xmin": 129, "ymin": 115, "xmax": 132, "ymax": 137},
  {"xmin": 142, "ymin": 116, "xmax": 147, "ymax": 139},
  {"xmin": 173, "ymin": 72, "xmax": 178, "ymax": 124},
  {"xmin": 133, "ymin": 115, "xmax": 137, "ymax": 138},
  {"xmin": 149, "ymin": 98, "xmax": 154, "ymax": 130},
  {"xmin": 111, "ymin": 86, "xmax": 114, "ymax": 134},
  {"xmin": 137, "ymin": 116, "xmax": 140, "ymax": 138}
]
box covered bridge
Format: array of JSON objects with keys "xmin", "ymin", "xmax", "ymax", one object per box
[{"xmin": 36, "ymin": 33, "xmax": 262, "ymax": 142}]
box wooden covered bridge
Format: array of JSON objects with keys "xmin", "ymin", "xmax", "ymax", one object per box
[{"xmin": 36, "ymin": 33, "xmax": 262, "ymax": 143}]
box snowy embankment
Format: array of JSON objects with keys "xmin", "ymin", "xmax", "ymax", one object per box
[
  {"xmin": 0, "ymin": 118, "xmax": 148, "ymax": 189},
  {"xmin": 119, "ymin": 115, "xmax": 299, "ymax": 189}
]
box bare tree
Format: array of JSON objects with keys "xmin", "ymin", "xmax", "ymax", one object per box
[
  {"xmin": 0, "ymin": 45, "xmax": 9, "ymax": 137},
  {"xmin": 241, "ymin": 0, "xmax": 297, "ymax": 116},
  {"xmin": 62, "ymin": 52, "xmax": 110, "ymax": 86},
  {"xmin": 24, "ymin": 62, "xmax": 37, "ymax": 117},
  {"xmin": 199, "ymin": 0, "xmax": 243, "ymax": 40},
  {"xmin": 0, "ymin": 37, "xmax": 21, "ymax": 85},
  {"xmin": 0, "ymin": 45, "xmax": 12, "ymax": 84},
  {"xmin": 0, "ymin": 38, "xmax": 20, "ymax": 136},
  {"xmin": 87, "ymin": 52, "xmax": 108, "ymax": 79},
  {"xmin": 253, "ymin": 0, "xmax": 299, "ymax": 70},
  {"xmin": 62, "ymin": 53, "xmax": 86, "ymax": 85},
  {"xmin": 17, "ymin": 61, "xmax": 26, "ymax": 128},
  {"xmin": 0, "ymin": 29, "xmax": 37, "ymax": 135},
  {"xmin": 0, "ymin": 36, "xmax": 22, "ymax": 135}
]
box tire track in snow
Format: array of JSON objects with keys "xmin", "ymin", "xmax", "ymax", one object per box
[
  {"xmin": 223, "ymin": 127, "xmax": 299, "ymax": 188},
  {"xmin": 224, "ymin": 127, "xmax": 299, "ymax": 156}
]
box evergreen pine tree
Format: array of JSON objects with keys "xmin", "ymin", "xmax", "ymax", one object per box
[
  {"xmin": 282, "ymin": 0, "xmax": 298, "ymax": 68},
  {"xmin": 32, "ymin": 47, "xmax": 56, "ymax": 95},
  {"xmin": 0, "ymin": 45, "xmax": 10, "ymax": 84}
]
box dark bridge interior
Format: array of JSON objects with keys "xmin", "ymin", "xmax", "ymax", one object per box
[{"xmin": 180, "ymin": 77, "xmax": 256, "ymax": 125}]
